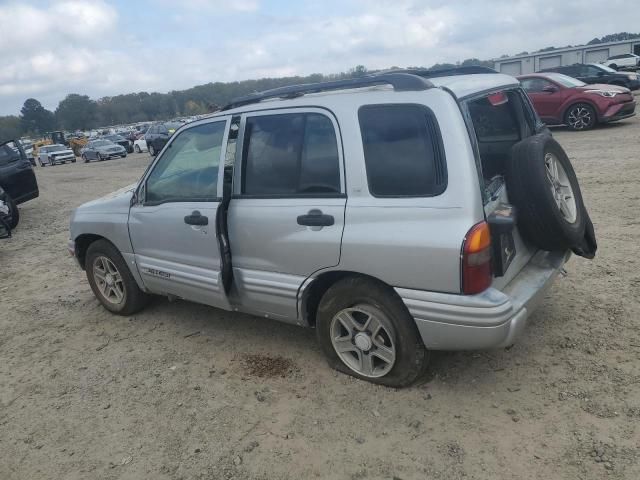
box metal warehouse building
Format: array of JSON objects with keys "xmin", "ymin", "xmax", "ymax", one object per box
[{"xmin": 494, "ymin": 39, "xmax": 640, "ymax": 75}]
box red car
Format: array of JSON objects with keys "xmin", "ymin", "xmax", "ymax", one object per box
[{"xmin": 518, "ymin": 72, "xmax": 636, "ymax": 130}]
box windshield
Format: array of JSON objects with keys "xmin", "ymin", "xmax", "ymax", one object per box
[
  {"xmin": 48, "ymin": 145, "xmax": 66, "ymax": 152},
  {"xmin": 597, "ymin": 64, "xmax": 617, "ymax": 73},
  {"xmin": 93, "ymin": 140, "xmax": 112, "ymax": 147},
  {"xmin": 546, "ymin": 73, "xmax": 586, "ymax": 88},
  {"xmin": 106, "ymin": 135, "xmax": 124, "ymax": 141}
]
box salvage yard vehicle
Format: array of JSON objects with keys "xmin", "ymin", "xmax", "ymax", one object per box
[
  {"xmin": 103, "ymin": 134, "xmax": 134, "ymax": 153},
  {"xmin": 38, "ymin": 144, "xmax": 76, "ymax": 166},
  {"xmin": 133, "ymin": 134, "xmax": 148, "ymax": 153},
  {"xmin": 69, "ymin": 67, "xmax": 596, "ymax": 387},
  {"xmin": 519, "ymin": 72, "xmax": 636, "ymax": 130},
  {"xmin": 603, "ymin": 53, "xmax": 640, "ymax": 71},
  {"xmin": 540, "ymin": 63, "xmax": 640, "ymax": 90},
  {"xmin": 145, "ymin": 121, "xmax": 182, "ymax": 156},
  {"xmin": 0, "ymin": 139, "xmax": 39, "ymax": 229},
  {"xmin": 80, "ymin": 140, "xmax": 127, "ymax": 162}
]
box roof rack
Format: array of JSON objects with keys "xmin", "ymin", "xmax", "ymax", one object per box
[
  {"xmin": 386, "ymin": 66, "xmax": 498, "ymax": 78},
  {"xmin": 222, "ymin": 73, "xmax": 433, "ymax": 111}
]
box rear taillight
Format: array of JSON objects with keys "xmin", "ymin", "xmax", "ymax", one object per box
[{"xmin": 462, "ymin": 221, "xmax": 492, "ymax": 295}]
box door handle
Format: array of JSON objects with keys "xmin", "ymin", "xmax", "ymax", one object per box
[
  {"xmin": 184, "ymin": 210, "xmax": 208, "ymax": 226},
  {"xmin": 297, "ymin": 209, "xmax": 334, "ymax": 227}
]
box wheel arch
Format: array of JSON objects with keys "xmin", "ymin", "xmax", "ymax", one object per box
[
  {"xmin": 74, "ymin": 233, "xmax": 108, "ymax": 269},
  {"xmin": 299, "ymin": 270, "xmax": 403, "ymax": 328}
]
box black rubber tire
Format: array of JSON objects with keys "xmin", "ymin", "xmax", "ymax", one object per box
[
  {"xmin": 82, "ymin": 154, "xmax": 88, "ymax": 163},
  {"xmin": 85, "ymin": 239, "xmax": 149, "ymax": 315},
  {"xmin": 97, "ymin": 153, "xmax": 104, "ymax": 161},
  {"xmin": 121, "ymin": 153, "xmax": 127, "ymax": 158},
  {"xmin": 316, "ymin": 276, "xmax": 428, "ymax": 388},
  {"xmin": 4, "ymin": 194, "xmax": 19, "ymax": 229},
  {"xmin": 134, "ymin": 144, "xmax": 141, "ymax": 153},
  {"xmin": 149, "ymin": 144, "xmax": 156, "ymax": 156},
  {"xmin": 564, "ymin": 103, "xmax": 596, "ymax": 131},
  {"xmin": 71, "ymin": 158, "xmax": 76, "ymax": 163},
  {"xmin": 506, "ymin": 134, "xmax": 587, "ymax": 251}
]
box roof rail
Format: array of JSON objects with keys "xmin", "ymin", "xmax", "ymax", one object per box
[
  {"xmin": 386, "ymin": 66, "xmax": 498, "ymax": 78},
  {"xmin": 222, "ymin": 73, "xmax": 433, "ymax": 111}
]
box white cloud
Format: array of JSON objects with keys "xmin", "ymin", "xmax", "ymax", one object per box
[{"xmin": 1, "ymin": 0, "xmax": 639, "ymax": 115}]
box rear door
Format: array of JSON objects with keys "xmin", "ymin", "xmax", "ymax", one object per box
[
  {"xmin": 520, "ymin": 77, "xmax": 563, "ymax": 121},
  {"xmin": 227, "ymin": 108, "xmax": 346, "ymax": 321},
  {"xmin": 128, "ymin": 118, "xmax": 232, "ymax": 309},
  {"xmin": 0, "ymin": 140, "xmax": 39, "ymax": 204}
]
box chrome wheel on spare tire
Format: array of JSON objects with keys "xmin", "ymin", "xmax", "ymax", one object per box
[
  {"xmin": 330, "ymin": 305, "xmax": 396, "ymax": 378},
  {"xmin": 566, "ymin": 104, "xmax": 596, "ymax": 131},
  {"xmin": 544, "ymin": 153, "xmax": 577, "ymax": 223}
]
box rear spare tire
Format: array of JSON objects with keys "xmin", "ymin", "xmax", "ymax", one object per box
[{"xmin": 506, "ymin": 134, "xmax": 587, "ymax": 251}]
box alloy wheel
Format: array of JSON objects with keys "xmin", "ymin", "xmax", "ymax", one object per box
[
  {"xmin": 330, "ymin": 304, "xmax": 396, "ymax": 378},
  {"xmin": 544, "ymin": 152, "xmax": 577, "ymax": 223},
  {"xmin": 92, "ymin": 256, "xmax": 126, "ymax": 306},
  {"xmin": 567, "ymin": 106, "xmax": 593, "ymax": 130}
]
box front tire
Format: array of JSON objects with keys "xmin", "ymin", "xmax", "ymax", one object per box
[
  {"xmin": 82, "ymin": 154, "xmax": 89, "ymax": 163},
  {"xmin": 134, "ymin": 144, "xmax": 141, "ymax": 153},
  {"xmin": 149, "ymin": 144, "xmax": 156, "ymax": 156},
  {"xmin": 86, "ymin": 240, "xmax": 149, "ymax": 315},
  {"xmin": 97, "ymin": 153, "xmax": 104, "ymax": 161},
  {"xmin": 4, "ymin": 194, "xmax": 19, "ymax": 229},
  {"xmin": 316, "ymin": 277, "xmax": 428, "ymax": 388},
  {"xmin": 565, "ymin": 103, "xmax": 596, "ymax": 131}
]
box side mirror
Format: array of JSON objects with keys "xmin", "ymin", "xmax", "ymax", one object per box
[{"xmin": 542, "ymin": 85, "xmax": 558, "ymax": 93}]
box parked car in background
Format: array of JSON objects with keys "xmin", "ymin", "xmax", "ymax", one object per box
[
  {"xmin": 145, "ymin": 121, "xmax": 182, "ymax": 156},
  {"xmin": 539, "ymin": 63, "xmax": 640, "ymax": 90},
  {"xmin": 102, "ymin": 134, "xmax": 133, "ymax": 153},
  {"xmin": 603, "ymin": 53, "xmax": 640, "ymax": 71},
  {"xmin": 80, "ymin": 140, "xmax": 127, "ymax": 162},
  {"xmin": 519, "ymin": 72, "xmax": 636, "ymax": 130},
  {"xmin": 69, "ymin": 68, "xmax": 596, "ymax": 387},
  {"xmin": 133, "ymin": 134, "xmax": 148, "ymax": 153},
  {"xmin": 38, "ymin": 144, "xmax": 76, "ymax": 166},
  {"xmin": 0, "ymin": 139, "xmax": 38, "ymax": 229}
]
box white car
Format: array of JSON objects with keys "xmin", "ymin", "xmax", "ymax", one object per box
[
  {"xmin": 38, "ymin": 144, "xmax": 76, "ymax": 166},
  {"xmin": 133, "ymin": 136, "xmax": 148, "ymax": 153},
  {"xmin": 603, "ymin": 53, "xmax": 640, "ymax": 71}
]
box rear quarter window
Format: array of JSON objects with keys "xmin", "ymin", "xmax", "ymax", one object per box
[{"xmin": 358, "ymin": 104, "xmax": 446, "ymax": 197}]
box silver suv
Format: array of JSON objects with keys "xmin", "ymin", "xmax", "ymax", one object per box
[{"xmin": 69, "ymin": 67, "xmax": 596, "ymax": 387}]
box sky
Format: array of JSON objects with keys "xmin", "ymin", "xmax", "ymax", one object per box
[{"xmin": 0, "ymin": 0, "xmax": 637, "ymax": 115}]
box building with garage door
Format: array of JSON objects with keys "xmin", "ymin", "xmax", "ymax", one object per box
[{"xmin": 493, "ymin": 39, "xmax": 640, "ymax": 75}]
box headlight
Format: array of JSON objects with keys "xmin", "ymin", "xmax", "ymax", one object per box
[
  {"xmin": 626, "ymin": 73, "xmax": 638, "ymax": 80},
  {"xmin": 586, "ymin": 90, "xmax": 618, "ymax": 97}
]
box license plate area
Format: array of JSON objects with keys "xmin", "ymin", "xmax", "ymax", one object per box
[{"xmin": 488, "ymin": 204, "xmax": 516, "ymax": 277}]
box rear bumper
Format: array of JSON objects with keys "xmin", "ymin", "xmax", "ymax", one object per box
[{"xmin": 395, "ymin": 250, "xmax": 570, "ymax": 350}]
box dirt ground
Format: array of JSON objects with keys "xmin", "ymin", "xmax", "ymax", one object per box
[{"xmin": 1, "ymin": 110, "xmax": 640, "ymax": 480}]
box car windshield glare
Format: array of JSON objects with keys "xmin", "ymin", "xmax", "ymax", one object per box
[
  {"xmin": 546, "ymin": 73, "xmax": 586, "ymax": 88},
  {"xmin": 49, "ymin": 145, "xmax": 66, "ymax": 152},
  {"xmin": 597, "ymin": 64, "xmax": 617, "ymax": 73},
  {"xmin": 93, "ymin": 140, "xmax": 111, "ymax": 147}
]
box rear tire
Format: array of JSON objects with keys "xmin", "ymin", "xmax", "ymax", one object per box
[
  {"xmin": 316, "ymin": 276, "xmax": 428, "ymax": 388},
  {"xmin": 85, "ymin": 240, "xmax": 149, "ymax": 315},
  {"xmin": 97, "ymin": 153, "xmax": 104, "ymax": 161},
  {"xmin": 82, "ymin": 154, "xmax": 88, "ymax": 163},
  {"xmin": 565, "ymin": 103, "xmax": 596, "ymax": 131},
  {"xmin": 149, "ymin": 144, "xmax": 156, "ymax": 156},
  {"xmin": 134, "ymin": 144, "xmax": 141, "ymax": 153}
]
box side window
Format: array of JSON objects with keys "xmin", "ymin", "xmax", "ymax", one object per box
[
  {"xmin": 241, "ymin": 112, "xmax": 341, "ymax": 196},
  {"xmin": 521, "ymin": 78, "xmax": 550, "ymax": 93},
  {"xmin": 0, "ymin": 144, "xmax": 18, "ymax": 166},
  {"xmin": 145, "ymin": 121, "xmax": 225, "ymax": 204},
  {"xmin": 585, "ymin": 65, "xmax": 601, "ymax": 76},
  {"xmin": 159, "ymin": 125, "xmax": 169, "ymax": 135},
  {"xmin": 358, "ymin": 104, "xmax": 446, "ymax": 197}
]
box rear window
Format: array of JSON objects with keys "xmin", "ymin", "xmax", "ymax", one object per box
[{"xmin": 358, "ymin": 104, "xmax": 446, "ymax": 197}]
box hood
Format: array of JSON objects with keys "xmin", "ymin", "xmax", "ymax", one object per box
[
  {"xmin": 576, "ymin": 83, "xmax": 631, "ymax": 94},
  {"xmin": 75, "ymin": 183, "xmax": 137, "ymax": 214},
  {"xmin": 97, "ymin": 144, "xmax": 124, "ymax": 152},
  {"xmin": 50, "ymin": 149, "xmax": 74, "ymax": 156}
]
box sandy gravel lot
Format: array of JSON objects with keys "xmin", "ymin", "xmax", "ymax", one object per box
[{"xmin": 1, "ymin": 113, "xmax": 639, "ymax": 480}]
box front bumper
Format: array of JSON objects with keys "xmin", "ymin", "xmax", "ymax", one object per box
[
  {"xmin": 51, "ymin": 154, "xmax": 75, "ymax": 164},
  {"xmin": 395, "ymin": 250, "xmax": 570, "ymax": 350},
  {"xmin": 602, "ymin": 100, "xmax": 636, "ymax": 122}
]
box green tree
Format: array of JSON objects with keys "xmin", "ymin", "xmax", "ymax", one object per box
[
  {"xmin": 20, "ymin": 98, "xmax": 55, "ymax": 135},
  {"xmin": 0, "ymin": 115, "xmax": 23, "ymax": 141},
  {"xmin": 55, "ymin": 94, "xmax": 98, "ymax": 131}
]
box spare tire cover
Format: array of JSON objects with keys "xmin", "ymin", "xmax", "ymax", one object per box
[{"xmin": 506, "ymin": 134, "xmax": 595, "ymax": 256}]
